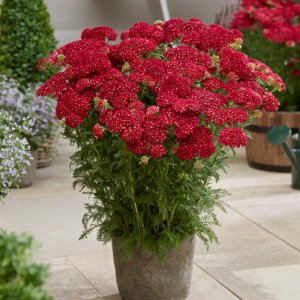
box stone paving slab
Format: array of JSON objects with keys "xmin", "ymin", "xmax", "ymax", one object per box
[
  {"xmin": 194, "ymin": 204, "xmax": 300, "ymax": 300},
  {"xmin": 231, "ymin": 200, "xmax": 300, "ymax": 251},
  {"xmin": 195, "ymin": 208, "xmax": 300, "ymax": 270},
  {"xmin": 45, "ymin": 257, "xmax": 104, "ymax": 300},
  {"xmin": 233, "ymin": 264, "xmax": 300, "ymax": 300}
]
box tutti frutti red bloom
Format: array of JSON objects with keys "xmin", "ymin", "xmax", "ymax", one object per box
[
  {"xmin": 232, "ymin": 0, "xmax": 300, "ymax": 46},
  {"xmin": 37, "ymin": 19, "xmax": 285, "ymax": 160}
]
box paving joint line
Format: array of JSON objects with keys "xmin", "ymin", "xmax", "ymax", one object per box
[
  {"xmin": 194, "ymin": 262, "xmax": 242, "ymax": 299},
  {"xmin": 66, "ymin": 257, "xmax": 106, "ymax": 298},
  {"xmin": 223, "ymin": 202, "xmax": 300, "ymax": 253}
]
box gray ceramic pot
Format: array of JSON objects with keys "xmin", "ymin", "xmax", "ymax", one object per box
[
  {"xmin": 112, "ymin": 235, "xmax": 195, "ymax": 300},
  {"xmin": 18, "ymin": 150, "xmax": 37, "ymax": 187}
]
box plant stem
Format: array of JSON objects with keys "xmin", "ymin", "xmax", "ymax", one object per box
[
  {"xmin": 129, "ymin": 155, "xmax": 142, "ymax": 240},
  {"xmin": 167, "ymin": 199, "xmax": 179, "ymax": 228}
]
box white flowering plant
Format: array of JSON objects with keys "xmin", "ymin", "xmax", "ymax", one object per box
[
  {"xmin": 0, "ymin": 110, "xmax": 32, "ymax": 199},
  {"xmin": 0, "ymin": 75, "xmax": 57, "ymax": 150}
]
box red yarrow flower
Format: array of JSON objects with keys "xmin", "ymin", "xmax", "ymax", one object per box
[
  {"xmin": 37, "ymin": 19, "xmax": 283, "ymax": 160},
  {"xmin": 218, "ymin": 128, "xmax": 248, "ymax": 147}
]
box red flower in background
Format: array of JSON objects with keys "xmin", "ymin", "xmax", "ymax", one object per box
[
  {"xmin": 37, "ymin": 20, "xmax": 284, "ymax": 160},
  {"xmin": 232, "ymin": 0, "xmax": 300, "ymax": 45}
]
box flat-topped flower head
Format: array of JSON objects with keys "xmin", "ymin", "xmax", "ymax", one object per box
[{"xmin": 37, "ymin": 19, "xmax": 284, "ymax": 160}]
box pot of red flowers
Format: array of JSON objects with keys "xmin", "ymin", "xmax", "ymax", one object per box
[
  {"xmin": 37, "ymin": 19, "xmax": 284, "ymax": 300},
  {"xmin": 231, "ymin": 0, "xmax": 300, "ymax": 172}
]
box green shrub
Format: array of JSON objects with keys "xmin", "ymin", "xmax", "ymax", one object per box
[
  {"xmin": 0, "ymin": 0, "xmax": 57, "ymax": 88},
  {"xmin": 0, "ymin": 231, "xmax": 52, "ymax": 300}
]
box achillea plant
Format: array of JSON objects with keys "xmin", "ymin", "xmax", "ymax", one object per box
[
  {"xmin": 38, "ymin": 19, "xmax": 284, "ymax": 256},
  {"xmin": 0, "ymin": 111, "xmax": 32, "ymax": 199},
  {"xmin": 231, "ymin": 0, "xmax": 300, "ymax": 111}
]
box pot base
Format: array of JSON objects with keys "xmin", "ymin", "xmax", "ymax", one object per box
[{"xmin": 112, "ymin": 236, "xmax": 195, "ymax": 300}]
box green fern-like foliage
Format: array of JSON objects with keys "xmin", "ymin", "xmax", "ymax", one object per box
[
  {"xmin": 65, "ymin": 109, "xmax": 230, "ymax": 258},
  {"xmin": 0, "ymin": 0, "xmax": 57, "ymax": 88},
  {"xmin": 0, "ymin": 231, "xmax": 52, "ymax": 300},
  {"xmin": 242, "ymin": 29, "xmax": 300, "ymax": 112}
]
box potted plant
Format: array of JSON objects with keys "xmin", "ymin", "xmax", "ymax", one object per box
[
  {"xmin": 230, "ymin": 0, "xmax": 300, "ymax": 171},
  {"xmin": 0, "ymin": 110, "xmax": 32, "ymax": 198},
  {"xmin": 0, "ymin": 76, "xmax": 56, "ymax": 187},
  {"xmin": 0, "ymin": 0, "xmax": 59, "ymax": 170},
  {"xmin": 0, "ymin": 231, "xmax": 52, "ymax": 300},
  {"xmin": 37, "ymin": 19, "xmax": 284, "ymax": 299}
]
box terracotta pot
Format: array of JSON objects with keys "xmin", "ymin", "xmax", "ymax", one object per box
[
  {"xmin": 246, "ymin": 111, "xmax": 300, "ymax": 172},
  {"xmin": 112, "ymin": 236, "xmax": 195, "ymax": 300}
]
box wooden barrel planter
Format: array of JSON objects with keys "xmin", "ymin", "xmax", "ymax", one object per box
[
  {"xmin": 246, "ymin": 111, "xmax": 300, "ymax": 172},
  {"xmin": 37, "ymin": 138, "xmax": 55, "ymax": 168}
]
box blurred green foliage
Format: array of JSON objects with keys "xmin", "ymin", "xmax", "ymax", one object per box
[
  {"xmin": 242, "ymin": 29, "xmax": 300, "ymax": 112},
  {"xmin": 0, "ymin": 231, "xmax": 52, "ymax": 300},
  {"xmin": 0, "ymin": 0, "xmax": 57, "ymax": 88}
]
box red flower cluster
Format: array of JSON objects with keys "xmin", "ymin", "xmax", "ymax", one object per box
[
  {"xmin": 37, "ymin": 20, "xmax": 284, "ymax": 160},
  {"xmin": 232, "ymin": 0, "xmax": 300, "ymax": 45}
]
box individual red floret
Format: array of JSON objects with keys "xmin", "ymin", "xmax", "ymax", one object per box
[
  {"xmin": 118, "ymin": 38, "xmax": 157, "ymax": 61},
  {"xmin": 167, "ymin": 60, "xmax": 207, "ymax": 81},
  {"xmin": 208, "ymin": 108, "xmax": 248, "ymax": 125},
  {"xmin": 219, "ymin": 47, "xmax": 250, "ymax": 80},
  {"xmin": 172, "ymin": 98, "xmax": 202, "ymax": 114},
  {"xmin": 262, "ymin": 91, "xmax": 280, "ymax": 111},
  {"xmin": 146, "ymin": 106, "xmax": 160, "ymax": 117},
  {"xmin": 156, "ymin": 91, "xmax": 179, "ymax": 107},
  {"xmin": 128, "ymin": 100, "xmax": 146, "ymax": 111},
  {"xmin": 37, "ymin": 48, "xmax": 65, "ymax": 70},
  {"xmin": 203, "ymin": 78, "xmax": 225, "ymax": 91},
  {"xmin": 57, "ymin": 88, "xmax": 93, "ymax": 120},
  {"xmin": 166, "ymin": 46, "xmax": 201, "ymax": 63},
  {"xmin": 36, "ymin": 72, "xmax": 68, "ymax": 97},
  {"xmin": 227, "ymin": 87, "xmax": 262, "ymax": 110},
  {"xmin": 121, "ymin": 125, "xmax": 144, "ymax": 143},
  {"xmin": 121, "ymin": 22, "xmax": 164, "ymax": 44},
  {"xmin": 174, "ymin": 121, "xmax": 198, "ymax": 139},
  {"xmin": 132, "ymin": 58, "xmax": 166, "ymax": 87},
  {"xmin": 129, "ymin": 73, "xmax": 156, "ymax": 89},
  {"xmin": 181, "ymin": 19, "xmax": 207, "ymax": 45},
  {"xmin": 232, "ymin": 11, "xmax": 254, "ymax": 29},
  {"xmin": 99, "ymin": 77, "xmax": 139, "ymax": 108},
  {"xmin": 149, "ymin": 144, "xmax": 166, "ymax": 158},
  {"xmin": 191, "ymin": 88, "xmax": 227, "ymax": 114},
  {"xmin": 159, "ymin": 74, "xmax": 193, "ymax": 97},
  {"xmin": 173, "ymin": 111, "xmax": 200, "ymax": 139},
  {"xmin": 176, "ymin": 126, "xmax": 216, "ymax": 160},
  {"xmin": 126, "ymin": 139, "xmax": 148, "ymax": 155},
  {"xmin": 196, "ymin": 25, "xmax": 243, "ymax": 51},
  {"xmin": 92, "ymin": 123, "xmax": 105, "ymax": 139},
  {"xmin": 176, "ymin": 144, "xmax": 196, "ymax": 160},
  {"xmin": 144, "ymin": 116, "xmax": 168, "ymax": 143},
  {"xmin": 218, "ymin": 127, "xmax": 248, "ymax": 147},
  {"xmin": 65, "ymin": 113, "xmax": 85, "ymax": 128},
  {"xmin": 64, "ymin": 58, "xmax": 112, "ymax": 80},
  {"xmin": 163, "ymin": 18, "xmax": 185, "ymax": 43},
  {"xmin": 81, "ymin": 26, "xmax": 118, "ymax": 41}
]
